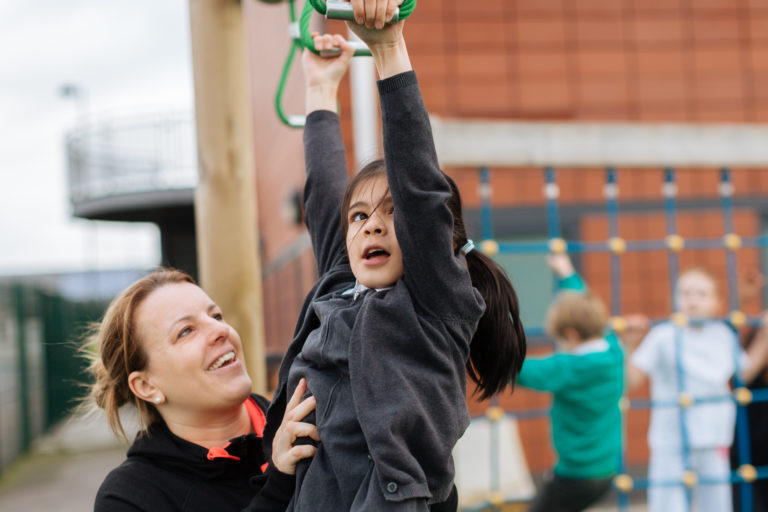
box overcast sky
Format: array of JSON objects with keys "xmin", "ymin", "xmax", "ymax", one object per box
[{"xmin": 0, "ymin": 0, "xmax": 194, "ymax": 276}]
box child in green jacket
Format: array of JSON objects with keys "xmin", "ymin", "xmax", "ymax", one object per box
[{"xmin": 517, "ymin": 254, "xmax": 624, "ymax": 512}]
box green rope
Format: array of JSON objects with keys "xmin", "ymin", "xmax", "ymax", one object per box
[{"xmin": 275, "ymin": 38, "xmax": 303, "ymax": 127}]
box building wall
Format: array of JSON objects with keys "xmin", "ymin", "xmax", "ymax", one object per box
[{"xmin": 244, "ymin": 1, "xmax": 768, "ymax": 473}]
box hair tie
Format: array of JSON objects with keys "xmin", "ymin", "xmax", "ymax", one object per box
[{"xmin": 460, "ymin": 239, "xmax": 475, "ymax": 256}]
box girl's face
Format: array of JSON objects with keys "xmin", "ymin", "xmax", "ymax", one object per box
[
  {"xmin": 345, "ymin": 174, "xmax": 404, "ymax": 289},
  {"xmin": 676, "ymin": 271, "xmax": 720, "ymax": 319},
  {"xmin": 132, "ymin": 282, "xmax": 252, "ymax": 416}
]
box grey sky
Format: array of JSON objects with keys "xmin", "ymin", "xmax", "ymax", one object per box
[{"xmin": 0, "ymin": 0, "xmax": 194, "ymax": 275}]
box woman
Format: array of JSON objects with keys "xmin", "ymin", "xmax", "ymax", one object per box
[{"xmin": 89, "ymin": 268, "xmax": 318, "ymax": 511}]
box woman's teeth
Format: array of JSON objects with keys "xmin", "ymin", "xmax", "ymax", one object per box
[{"xmin": 208, "ymin": 351, "xmax": 235, "ymax": 370}]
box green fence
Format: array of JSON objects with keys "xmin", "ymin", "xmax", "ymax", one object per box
[{"xmin": 0, "ymin": 283, "xmax": 106, "ymax": 475}]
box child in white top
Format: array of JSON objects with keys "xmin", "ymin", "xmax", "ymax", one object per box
[{"xmin": 628, "ymin": 268, "xmax": 768, "ymax": 512}]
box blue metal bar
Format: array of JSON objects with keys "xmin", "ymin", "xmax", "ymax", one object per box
[
  {"xmin": 544, "ymin": 167, "xmax": 561, "ymax": 240},
  {"xmin": 489, "ymin": 235, "xmax": 768, "ymax": 256},
  {"xmin": 479, "ymin": 167, "xmax": 494, "ymax": 241},
  {"xmin": 717, "ymin": 168, "xmax": 755, "ymax": 512},
  {"xmin": 661, "ymin": 168, "xmax": 693, "ymax": 511},
  {"xmin": 605, "ymin": 168, "xmax": 622, "ymax": 317},
  {"xmin": 721, "ymin": 169, "xmax": 741, "ymax": 313}
]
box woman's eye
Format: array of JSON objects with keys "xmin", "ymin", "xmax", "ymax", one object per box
[
  {"xmin": 178, "ymin": 326, "xmax": 192, "ymax": 339},
  {"xmin": 213, "ymin": 312, "xmax": 223, "ymax": 321},
  {"xmin": 351, "ymin": 212, "xmax": 368, "ymax": 222}
]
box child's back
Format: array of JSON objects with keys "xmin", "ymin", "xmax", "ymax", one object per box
[{"xmin": 517, "ymin": 258, "xmax": 624, "ymax": 512}]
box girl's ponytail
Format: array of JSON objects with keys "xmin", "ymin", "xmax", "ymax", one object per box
[
  {"xmin": 444, "ymin": 173, "xmax": 527, "ymax": 400},
  {"xmin": 464, "ymin": 249, "xmax": 526, "ymax": 400}
]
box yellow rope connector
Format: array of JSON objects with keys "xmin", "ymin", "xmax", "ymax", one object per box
[
  {"xmin": 678, "ymin": 392, "xmax": 693, "ymax": 408},
  {"xmin": 488, "ymin": 491, "xmax": 505, "ymax": 507},
  {"xmin": 618, "ymin": 396, "xmax": 630, "ymax": 412},
  {"xmin": 682, "ymin": 470, "xmax": 698, "ymax": 488},
  {"xmin": 610, "ymin": 316, "xmax": 627, "ymax": 333},
  {"xmin": 549, "ymin": 238, "xmax": 567, "ymax": 254},
  {"xmin": 723, "ymin": 233, "xmax": 742, "ymax": 251},
  {"xmin": 672, "ymin": 312, "xmax": 688, "ymax": 327},
  {"xmin": 613, "ymin": 474, "xmax": 634, "ymax": 492},
  {"xmin": 666, "ymin": 234, "xmax": 685, "ymax": 252},
  {"xmin": 480, "ymin": 239, "xmax": 499, "ymax": 256},
  {"xmin": 608, "ymin": 237, "xmax": 626, "ymax": 255},
  {"xmin": 485, "ymin": 406, "xmax": 505, "ymax": 422},
  {"xmin": 729, "ymin": 310, "xmax": 747, "ymax": 328},
  {"xmin": 738, "ymin": 464, "xmax": 758, "ymax": 483},
  {"xmin": 734, "ymin": 387, "xmax": 753, "ymax": 406}
]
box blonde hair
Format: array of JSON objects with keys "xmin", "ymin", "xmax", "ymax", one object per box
[
  {"xmin": 84, "ymin": 268, "xmax": 195, "ymax": 441},
  {"xmin": 545, "ymin": 291, "xmax": 608, "ymax": 342}
]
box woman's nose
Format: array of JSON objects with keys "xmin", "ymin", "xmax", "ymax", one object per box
[{"xmin": 205, "ymin": 317, "xmax": 229, "ymax": 344}]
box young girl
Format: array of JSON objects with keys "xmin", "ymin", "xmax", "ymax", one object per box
[
  {"xmin": 262, "ymin": 6, "xmax": 526, "ymax": 511},
  {"xmin": 628, "ymin": 268, "xmax": 768, "ymax": 512}
]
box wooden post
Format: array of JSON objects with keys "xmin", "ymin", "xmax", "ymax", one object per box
[{"xmin": 188, "ymin": 0, "xmax": 266, "ymax": 393}]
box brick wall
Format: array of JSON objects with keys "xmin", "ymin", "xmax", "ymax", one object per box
[{"xmin": 244, "ymin": 1, "xmax": 768, "ymax": 474}]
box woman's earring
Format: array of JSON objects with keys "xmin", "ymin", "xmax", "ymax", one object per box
[{"xmin": 154, "ymin": 396, "xmax": 162, "ymax": 404}]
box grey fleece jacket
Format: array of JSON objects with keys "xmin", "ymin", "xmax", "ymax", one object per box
[{"xmin": 263, "ymin": 71, "xmax": 484, "ymax": 510}]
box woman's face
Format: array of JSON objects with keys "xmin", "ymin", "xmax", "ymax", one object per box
[
  {"xmin": 133, "ymin": 282, "xmax": 252, "ymax": 415},
  {"xmin": 345, "ymin": 173, "xmax": 404, "ymax": 289}
]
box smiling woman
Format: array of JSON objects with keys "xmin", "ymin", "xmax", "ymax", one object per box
[{"xmin": 85, "ymin": 268, "xmax": 318, "ymax": 512}]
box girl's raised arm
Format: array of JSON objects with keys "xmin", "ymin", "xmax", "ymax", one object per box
[
  {"xmin": 349, "ymin": 12, "xmax": 481, "ymax": 319},
  {"xmin": 301, "ymin": 36, "xmax": 355, "ymax": 276}
]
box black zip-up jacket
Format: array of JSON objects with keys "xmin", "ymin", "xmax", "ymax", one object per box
[
  {"xmin": 263, "ymin": 72, "xmax": 484, "ymax": 510},
  {"xmin": 95, "ymin": 394, "xmax": 294, "ymax": 512}
]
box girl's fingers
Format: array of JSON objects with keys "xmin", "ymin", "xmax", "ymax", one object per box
[
  {"xmin": 351, "ymin": 0, "xmax": 364, "ymax": 25},
  {"xmin": 364, "ymin": 0, "xmax": 376, "ymax": 27},
  {"xmin": 384, "ymin": 0, "xmax": 397, "ymax": 26},
  {"xmin": 374, "ymin": 0, "xmax": 387, "ymax": 29}
]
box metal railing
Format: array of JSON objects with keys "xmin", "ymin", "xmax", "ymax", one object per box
[{"xmin": 66, "ymin": 111, "xmax": 198, "ymax": 204}]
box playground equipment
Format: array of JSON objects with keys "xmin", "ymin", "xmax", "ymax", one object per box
[
  {"xmin": 466, "ymin": 167, "xmax": 768, "ymax": 512},
  {"xmin": 273, "ymin": 0, "xmax": 416, "ymax": 128}
]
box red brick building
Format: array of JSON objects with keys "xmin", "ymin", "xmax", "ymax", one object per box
[{"xmin": 243, "ymin": 0, "xmax": 768, "ymax": 473}]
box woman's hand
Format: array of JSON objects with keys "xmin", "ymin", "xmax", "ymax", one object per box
[
  {"xmin": 271, "ymin": 378, "xmax": 319, "ymax": 475},
  {"xmin": 303, "ymin": 33, "xmax": 355, "ymax": 113}
]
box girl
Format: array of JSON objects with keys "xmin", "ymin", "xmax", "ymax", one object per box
[
  {"xmin": 262, "ymin": 6, "xmax": 526, "ymax": 511},
  {"xmin": 628, "ymin": 268, "xmax": 768, "ymax": 512}
]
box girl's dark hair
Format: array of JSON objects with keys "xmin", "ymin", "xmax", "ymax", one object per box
[
  {"xmin": 341, "ymin": 160, "xmax": 527, "ymax": 400},
  {"xmin": 340, "ymin": 159, "xmax": 389, "ymax": 235},
  {"xmin": 444, "ymin": 174, "xmax": 526, "ymax": 399}
]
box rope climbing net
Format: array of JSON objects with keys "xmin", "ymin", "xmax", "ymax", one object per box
[{"xmin": 468, "ymin": 168, "xmax": 768, "ymax": 512}]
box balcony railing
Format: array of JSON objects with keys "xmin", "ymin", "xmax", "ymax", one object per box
[{"xmin": 66, "ymin": 111, "xmax": 197, "ymax": 205}]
